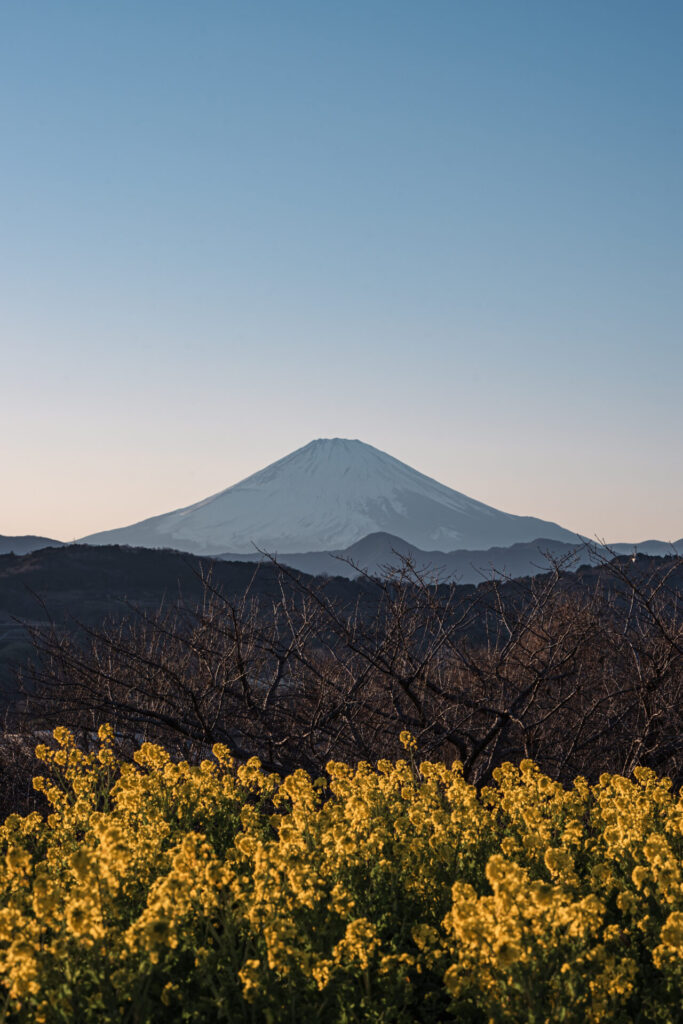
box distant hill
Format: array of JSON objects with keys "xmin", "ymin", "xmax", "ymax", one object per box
[
  {"xmin": 0, "ymin": 544, "xmax": 309, "ymax": 626},
  {"xmin": 0, "ymin": 536, "xmax": 64, "ymax": 556},
  {"xmin": 0, "ymin": 544, "xmax": 371, "ymax": 703},
  {"xmin": 215, "ymin": 531, "xmax": 683, "ymax": 583}
]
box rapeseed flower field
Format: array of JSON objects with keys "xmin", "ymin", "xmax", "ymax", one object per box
[{"xmin": 1, "ymin": 726, "xmax": 681, "ymax": 1022}]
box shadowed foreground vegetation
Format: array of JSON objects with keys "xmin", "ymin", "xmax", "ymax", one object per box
[{"xmin": 4, "ymin": 547, "xmax": 682, "ymax": 818}]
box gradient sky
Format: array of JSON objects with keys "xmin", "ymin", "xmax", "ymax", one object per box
[{"xmin": 2, "ymin": 1, "xmax": 682, "ymax": 543}]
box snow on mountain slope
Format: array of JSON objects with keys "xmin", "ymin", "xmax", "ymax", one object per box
[{"xmin": 79, "ymin": 438, "xmax": 582, "ymax": 555}]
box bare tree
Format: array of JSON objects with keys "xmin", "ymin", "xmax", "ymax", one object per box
[{"xmin": 8, "ymin": 548, "xmax": 682, "ymax": 805}]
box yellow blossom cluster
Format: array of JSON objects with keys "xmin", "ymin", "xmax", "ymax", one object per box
[{"xmin": 0, "ymin": 729, "xmax": 681, "ymax": 1022}]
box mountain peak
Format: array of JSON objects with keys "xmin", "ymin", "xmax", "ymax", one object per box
[
  {"xmin": 80, "ymin": 439, "xmax": 579, "ymax": 555},
  {"xmin": 308, "ymin": 437, "xmax": 362, "ymax": 445},
  {"xmin": 297, "ymin": 437, "xmax": 372, "ymax": 458}
]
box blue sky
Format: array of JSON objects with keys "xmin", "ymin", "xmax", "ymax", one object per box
[{"xmin": 2, "ymin": 1, "xmax": 682, "ymax": 542}]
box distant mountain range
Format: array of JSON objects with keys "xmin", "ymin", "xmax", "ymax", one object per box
[
  {"xmin": 80, "ymin": 438, "xmax": 584, "ymax": 554},
  {"xmin": 215, "ymin": 531, "xmax": 682, "ymax": 583},
  {"xmin": 2, "ymin": 532, "xmax": 680, "ymax": 585}
]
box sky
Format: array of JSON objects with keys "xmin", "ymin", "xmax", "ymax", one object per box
[{"xmin": 2, "ymin": 0, "xmax": 682, "ymax": 544}]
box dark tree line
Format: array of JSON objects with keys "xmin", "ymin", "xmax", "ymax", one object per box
[{"xmin": 2, "ymin": 547, "xmax": 682, "ymax": 814}]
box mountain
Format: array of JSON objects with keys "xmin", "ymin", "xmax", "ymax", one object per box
[
  {"xmin": 215, "ymin": 533, "xmax": 587, "ymax": 582},
  {"xmin": 216, "ymin": 532, "xmax": 683, "ymax": 583},
  {"xmin": 80, "ymin": 438, "xmax": 583, "ymax": 555},
  {"xmin": 0, "ymin": 536, "xmax": 63, "ymax": 556}
]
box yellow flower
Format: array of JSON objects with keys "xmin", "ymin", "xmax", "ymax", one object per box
[
  {"xmin": 631, "ymin": 866, "xmax": 649, "ymax": 890},
  {"xmin": 5, "ymin": 845, "xmax": 32, "ymax": 878},
  {"xmin": 495, "ymin": 939, "xmax": 522, "ymax": 968},
  {"xmin": 529, "ymin": 881, "xmax": 555, "ymax": 907},
  {"xmin": 660, "ymin": 912, "xmax": 683, "ymax": 949},
  {"xmin": 311, "ymin": 959, "xmax": 333, "ymax": 990},
  {"xmin": 70, "ymin": 848, "xmax": 94, "ymax": 882},
  {"xmin": 485, "ymin": 854, "xmax": 508, "ymax": 887},
  {"xmin": 52, "ymin": 726, "xmax": 73, "ymax": 747},
  {"xmin": 543, "ymin": 846, "xmax": 572, "ymax": 877},
  {"xmin": 333, "ymin": 918, "xmax": 380, "ymax": 971},
  {"xmin": 399, "ymin": 731, "xmax": 417, "ymax": 751},
  {"xmin": 238, "ymin": 959, "xmax": 262, "ymax": 1001}
]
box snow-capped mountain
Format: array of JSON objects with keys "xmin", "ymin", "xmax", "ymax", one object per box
[{"xmin": 79, "ymin": 438, "xmax": 582, "ymax": 555}]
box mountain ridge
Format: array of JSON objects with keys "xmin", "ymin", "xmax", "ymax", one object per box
[
  {"xmin": 0, "ymin": 535, "xmax": 64, "ymax": 556},
  {"xmin": 214, "ymin": 531, "xmax": 683, "ymax": 582}
]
